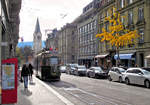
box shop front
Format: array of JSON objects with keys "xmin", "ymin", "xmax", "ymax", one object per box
[
  {"xmin": 78, "ymin": 56, "xmax": 94, "ymax": 68},
  {"xmin": 95, "ymin": 53, "xmax": 111, "ymax": 70},
  {"xmin": 114, "ymin": 53, "xmax": 135, "ymax": 67},
  {"xmin": 145, "ymin": 54, "xmax": 150, "ymax": 67}
]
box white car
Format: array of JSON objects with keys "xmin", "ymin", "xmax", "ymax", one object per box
[
  {"xmin": 124, "ymin": 68, "xmax": 150, "ymax": 88},
  {"xmin": 60, "ymin": 66, "xmax": 67, "ymax": 73},
  {"xmin": 108, "ymin": 67, "xmax": 126, "ymax": 83}
]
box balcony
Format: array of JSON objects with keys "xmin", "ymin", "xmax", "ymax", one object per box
[{"xmin": 136, "ymin": 19, "xmax": 145, "ymax": 26}]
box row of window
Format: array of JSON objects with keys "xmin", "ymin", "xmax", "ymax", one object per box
[
  {"xmin": 120, "ymin": 0, "xmax": 133, "ymax": 8},
  {"xmin": 79, "ymin": 33, "xmax": 95, "ymax": 44},
  {"xmin": 78, "ymin": 21, "xmax": 97, "ymax": 45},
  {"xmin": 98, "ymin": 28, "xmax": 144, "ymax": 52},
  {"xmin": 100, "ymin": 7, "xmax": 144, "ymax": 25},
  {"xmin": 79, "ymin": 44, "xmax": 97, "ymax": 55},
  {"xmin": 78, "ymin": 20, "xmax": 97, "ymax": 35}
]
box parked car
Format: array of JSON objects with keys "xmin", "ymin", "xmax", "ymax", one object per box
[
  {"xmin": 119, "ymin": 66, "xmax": 128, "ymax": 70},
  {"xmin": 123, "ymin": 67, "xmax": 150, "ymax": 88},
  {"xmin": 142, "ymin": 67, "xmax": 150, "ymax": 72},
  {"xmin": 66, "ymin": 64, "xmax": 78, "ymax": 74},
  {"xmin": 86, "ymin": 67, "xmax": 108, "ymax": 78},
  {"xmin": 74, "ymin": 65, "xmax": 87, "ymax": 76},
  {"xmin": 60, "ymin": 66, "xmax": 67, "ymax": 73},
  {"xmin": 108, "ymin": 67, "xmax": 126, "ymax": 83}
]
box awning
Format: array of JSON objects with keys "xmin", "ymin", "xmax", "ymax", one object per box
[
  {"xmin": 78, "ymin": 56, "xmax": 94, "ymax": 60},
  {"xmin": 114, "ymin": 53, "xmax": 133, "ymax": 60},
  {"xmin": 95, "ymin": 54, "xmax": 109, "ymax": 58},
  {"xmin": 146, "ymin": 55, "xmax": 150, "ymax": 59}
]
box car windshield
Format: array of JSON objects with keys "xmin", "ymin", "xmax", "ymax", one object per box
[
  {"xmin": 71, "ymin": 64, "xmax": 78, "ymax": 67},
  {"xmin": 142, "ymin": 69, "xmax": 150, "ymax": 75},
  {"xmin": 119, "ymin": 68, "xmax": 126, "ymax": 73},
  {"xmin": 61, "ymin": 66, "xmax": 66, "ymax": 69},
  {"xmin": 78, "ymin": 66, "xmax": 86, "ymax": 69},
  {"xmin": 93, "ymin": 67, "xmax": 102, "ymax": 71}
]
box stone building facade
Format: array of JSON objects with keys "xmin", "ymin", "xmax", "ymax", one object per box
[
  {"xmin": 0, "ymin": 0, "xmax": 22, "ymax": 103},
  {"xmin": 45, "ymin": 28, "xmax": 58, "ymax": 51},
  {"xmin": 96, "ymin": 0, "xmax": 150, "ymax": 68},
  {"xmin": 1, "ymin": 0, "xmax": 22, "ymax": 59},
  {"xmin": 75, "ymin": 0, "xmax": 100, "ymax": 68},
  {"xmin": 58, "ymin": 23, "xmax": 78, "ymax": 64}
]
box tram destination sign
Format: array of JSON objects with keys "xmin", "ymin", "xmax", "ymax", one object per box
[{"xmin": 50, "ymin": 57, "xmax": 58, "ymax": 64}]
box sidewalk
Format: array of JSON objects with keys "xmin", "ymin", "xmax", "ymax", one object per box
[{"xmin": 2, "ymin": 76, "xmax": 67, "ymax": 105}]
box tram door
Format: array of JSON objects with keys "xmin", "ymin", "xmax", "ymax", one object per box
[{"xmin": 49, "ymin": 56, "xmax": 60, "ymax": 77}]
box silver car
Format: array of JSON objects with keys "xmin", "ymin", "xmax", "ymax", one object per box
[
  {"xmin": 108, "ymin": 67, "xmax": 126, "ymax": 83},
  {"xmin": 124, "ymin": 68, "xmax": 150, "ymax": 88},
  {"xmin": 86, "ymin": 67, "xmax": 108, "ymax": 78},
  {"xmin": 74, "ymin": 65, "xmax": 87, "ymax": 76}
]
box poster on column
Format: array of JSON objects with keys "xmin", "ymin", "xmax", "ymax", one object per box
[
  {"xmin": 2, "ymin": 58, "xmax": 18, "ymax": 104},
  {"xmin": 2, "ymin": 64, "xmax": 15, "ymax": 90}
]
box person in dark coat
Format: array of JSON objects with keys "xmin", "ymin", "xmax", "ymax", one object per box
[
  {"xmin": 21, "ymin": 64, "xmax": 30, "ymax": 89},
  {"xmin": 28, "ymin": 63, "xmax": 33, "ymax": 81}
]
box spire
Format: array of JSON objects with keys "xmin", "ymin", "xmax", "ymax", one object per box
[{"xmin": 34, "ymin": 18, "xmax": 41, "ymax": 34}]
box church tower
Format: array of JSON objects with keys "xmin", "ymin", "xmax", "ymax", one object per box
[{"xmin": 33, "ymin": 18, "xmax": 42, "ymax": 54}]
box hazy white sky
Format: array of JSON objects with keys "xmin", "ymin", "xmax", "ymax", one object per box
[{"xmin": 19, "ymin": 0, "xmax": 92, "ymax": 42}]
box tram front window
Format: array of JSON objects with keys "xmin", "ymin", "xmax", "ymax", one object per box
[{"xmin": 50, "ymin": 57, "xmax": 58, "ymax": 65}]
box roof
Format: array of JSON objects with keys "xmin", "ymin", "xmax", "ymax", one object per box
[
  {"xmin": 17, "ymin": 41, "xmax": 45, "ymax": 48},
  {"xmin": 34, "ymin": 18, "xmax": 41, "ymax": 34}
]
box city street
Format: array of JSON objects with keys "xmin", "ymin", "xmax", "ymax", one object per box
[
  {"xmin": 45, "ymin": 73, "xmax": 150, "ymax": 105},
  {"xmin": 1, "ymin": 0, "xmax": 150, "ymax": 105}
]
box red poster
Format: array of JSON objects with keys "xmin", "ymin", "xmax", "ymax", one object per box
[{"xmin": 1, "ymin": 58, "xmax": 18, "ymax": 104}]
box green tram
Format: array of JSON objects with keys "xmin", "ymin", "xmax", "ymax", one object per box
[{"xmin": 35, "ymin": 51, "xmax": 61, "ymax": 81}]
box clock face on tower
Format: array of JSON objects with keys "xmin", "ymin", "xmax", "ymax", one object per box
[{"xmin": 37, "ymin": 36, "xmax": 41, "ymax": 40}]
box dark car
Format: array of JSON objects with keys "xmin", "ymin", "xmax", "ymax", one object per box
[
  {"xmin": 86, "ymin": 67, "xmax": 108, "ymax": 78},
  {"xmin": 142, "ymin": 67, "xmax": 150, "ymax": 72},
  {"xmin": 74, "ymin": 65, "xmax": 87, "ymax": 76}
]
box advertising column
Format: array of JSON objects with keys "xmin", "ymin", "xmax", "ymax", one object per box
[{"xmin": 2, "ymin": 58, "xmax": 18, "ymax": 104}]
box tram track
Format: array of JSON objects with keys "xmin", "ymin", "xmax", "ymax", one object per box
[
  {"xmin": 49, "ymin": 81, "xmax": 132, "ymax": 105},
  {"xmin": 45, "ymin": 74, "xmax": 150, "ymax": 105},
  {"xmin": 62, "ymin": 87, "xmax": 132, "ymax": 105}
]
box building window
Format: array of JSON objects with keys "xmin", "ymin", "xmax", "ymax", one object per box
[
  {"xmin": 121, "ymin": 15, "xmax": 125, "ymax": 25},
  {"xmin": 94, "ymin": 20, "xmax": 96, "ymax": 28},
  {"xmin": 83, "ymin": 26, "xmax": 85, "ymax": 34},
  {"xmin": 90, "ymin": 33, "xmax": 92, "ymax": 41},
  {"xmin": 139, "ymin": 29, "xmax": 144, "ymax": 44},
  {"xmin": 89, "ymin": 23, "xmax": 91, "ymax": 31},
  {"xmin": 128, "ymin": 11, "xmax": 133, "ymax": 25},
  {"xmin": 106, "ymin": 42, "xmax": 109, "ymax": 50},
  {"xmin": 88, "ymin": 45, "xmax": 90, "ymax": 53},
  {"xmin": 101, "ymin": 13, "xmax": 104, "ymax": 22},
  {"xmin": 84, "ymin": 26, "xmax": 86, "ymax": 34},
  {"xmin": 86, "ymin": 46, "xmax": 88, "ymax": 53},
  {"xmin": 120, "ymin": 0, "xmax": 125, "ymax": 8},
  {"xmin": 100, "ymin": 24, "xmax": 103, "ymax": 33},
  {"xmin": 127, "ymin": 0, "xmax": 133, "ymax": 5},
  {"xmin": 105, "ymin": 22, "xmax": 109, "ymax": 32},
  {"xmin": 106, "ymin": 10, "xmax": 109, "ymax": 17},
  {"xmin": 138, "ymin": 7, "xmax": 144, "ymax": 21}
]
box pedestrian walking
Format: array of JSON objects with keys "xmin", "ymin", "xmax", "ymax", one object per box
[
  {"xmin": 21, "ymin": 64, "xmax": 30, "ymax": 89},
  {"xmin": 28, "ymin": 63, "xmax": 33, "ymax": 82}
]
